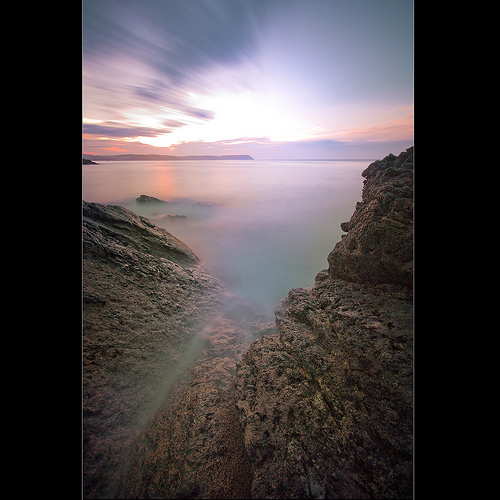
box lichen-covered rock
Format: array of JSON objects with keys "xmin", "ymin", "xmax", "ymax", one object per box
[{"xmin": 328, "ymin": 147, "xmax": 413, "ymax": 287}]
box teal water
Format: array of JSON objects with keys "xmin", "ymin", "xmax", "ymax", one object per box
[{"xmin": 82, "ymin": 159, "xmax": 368, "ymax": 317}]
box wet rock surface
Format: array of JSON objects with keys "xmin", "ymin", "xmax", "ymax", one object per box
[
  {"xmin": 119, "ymin": 305, "xmax": 275, "ymax": 499},
  {"xmin": 136, "ymin": 194, "xmax": 172, "ymax": 205}
]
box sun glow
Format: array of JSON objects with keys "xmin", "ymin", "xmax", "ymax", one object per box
[
  {"xmin": 140, "ymin": 90, "xmax": 318, "ymax": 148},
  {"xmin": 82, "ymin": 117, "xmax": 104, "ymax": 124}
]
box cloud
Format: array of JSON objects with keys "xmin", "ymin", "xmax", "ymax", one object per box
[
  {"xmin": 158, "ymin": 136, "xmax": 411, "ymax": 160},
  {"xmin": 334, "ymin": 115, "xmax": 414, "ymax": 142},
  {"xmin": 133, "ymin": 86, "xmax": 164, "ymax": 102},
  {"xmin": 188, "ymin": 108, "xmax": 216, "ymax": 120},
  {"xmin": 82, "ymin": 122, "xmax": 166, "ymax": 139},
  {"xmin": 83, "ymin": 0, "xmax": 271, "ymax": 125},
  {"xmin": 83, "ymin": 0, "xmax": 271, "ymax": 86},
  {"xmin": 163, "ymin": 119, "xmax": 186, "ymax": 128},
  {"xmin": 82, "ymin": 1, "xmax": 297, "ymax": 125},
  {"xmin": 130, "ymin": 83, "xmax": 216, "ymax": 121},
  {"xmin": 82, "ymin": 136, "xmax": 176, "ymax": 156}
]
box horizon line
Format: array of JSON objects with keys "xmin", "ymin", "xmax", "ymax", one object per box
[{"xmin": 83, "ymin": 154, "xmax": 376, "ymax": 162}]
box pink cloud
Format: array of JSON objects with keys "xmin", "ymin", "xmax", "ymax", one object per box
[{"xmin": 333, "ymin": 115, "xmax": 414, "ymax": 142}]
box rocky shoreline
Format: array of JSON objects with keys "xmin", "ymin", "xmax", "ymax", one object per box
[{"xmin": 82, "ymin": 147, "xmax": 413, "ymax": 498}]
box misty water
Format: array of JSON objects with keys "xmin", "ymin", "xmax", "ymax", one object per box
[{"xmin": 82, "ymin": 159, "xmax": 368, "ymax": 319}]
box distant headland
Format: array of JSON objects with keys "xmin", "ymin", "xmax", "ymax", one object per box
[{"xmin": 83, "ymin": 154, "xmax": 254, "ymax": 161}]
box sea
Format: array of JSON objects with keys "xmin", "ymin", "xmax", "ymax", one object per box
[{"xmin": 82, "ymin": 159, "xmax": 370, "ymax": 319}]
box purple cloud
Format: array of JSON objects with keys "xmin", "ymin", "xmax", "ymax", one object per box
[{"xmin": 83, "ymin": 122, "xmax": 167, "ymax": 138}]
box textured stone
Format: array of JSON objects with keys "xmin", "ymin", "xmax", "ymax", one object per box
[
  {"xmin": 235, "ymin": 275, "xmax": 413, "ymax": 498},
  {"xmin": 328, "ymin": 147, "xmax": 413, "ymax": 287}
]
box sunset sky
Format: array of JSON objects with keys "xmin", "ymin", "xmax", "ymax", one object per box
[{"xmin": 83, "ymin": 0, "xmax": 413, "ymax": 159}]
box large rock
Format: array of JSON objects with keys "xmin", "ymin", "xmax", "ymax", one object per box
[
  {"xmin": 82, "ymin": 201, "xmax": 225, "ymax": 498},
  {"xmin": 234, "ymin": 148, "xmax": 413, "ymax": 498},
  {"xmin": 328, "ymin": 147, "xmax": 413, "ymax": 287},
  {"xmin": 235, "ymin": 278, "xmax": 412, "ymax": 498}
]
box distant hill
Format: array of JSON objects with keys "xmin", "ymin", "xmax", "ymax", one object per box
[{"xmin": 83, "ymin": 154, "xmax": 254, "ymax": 161}]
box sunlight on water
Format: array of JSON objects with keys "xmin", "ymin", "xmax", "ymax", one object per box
[{"xmin": 83, "ymin": 159, "xmax": 367, "ymax": 317}]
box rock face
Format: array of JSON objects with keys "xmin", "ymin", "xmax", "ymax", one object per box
[
  {"xmin": 328, "ymin": 147, "xmax": 413, "ymax": 287},
  {"xmin": 82, "ymin": 201, "xmax": 225, "ymax": 498},
  {"xmin": 234, "ymin": 148, "xmax": 413, "ymax": 498},
  {"xmin": 235, "ymin": 278, "xmax": 412, "ymax": 499}
]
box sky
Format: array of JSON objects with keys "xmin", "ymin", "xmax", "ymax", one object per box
[{"xmin": 82, "ymin": 0, "xmax": 413, "ymax": 159}]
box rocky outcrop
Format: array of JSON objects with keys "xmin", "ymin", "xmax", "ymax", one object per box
[
  {"xmin": 82, "ymin": 201, "xmax": 225, "ymax": 498},
  {"xmin": 82, "ymin": 147, "xmax": 413, "ymax": 499},
  {"xmin": 235, "ymin": 278, "xmax": 412, "ymax": 498},
  {"xmin": 328, "ymin": 147, "xmax": 413, "ymax": 287},
  {"xmin": 234, "ymin": 148, "xmax": 413, "ymax": 498},
  {"xmin": 136, "ymin": 194, "xmax": 172, "ymax": 204}
]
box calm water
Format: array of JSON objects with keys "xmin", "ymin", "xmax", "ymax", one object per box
[{"xmin": 82, "ymin": 159, "xmax": 369, "ymax": 317}]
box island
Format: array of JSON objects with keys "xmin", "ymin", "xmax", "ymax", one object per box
[{"xmin": 83, "ymin": 154, "xmax": 254, "ymax": 161}]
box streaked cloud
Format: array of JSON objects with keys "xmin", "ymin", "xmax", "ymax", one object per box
[
  {"xmin": 332, "ymin": 113, "xmax": 414, "ymax": 142},
  {"xmin": 83, "ymin": 121, "xmax": 167, "ymax": 139}
]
